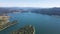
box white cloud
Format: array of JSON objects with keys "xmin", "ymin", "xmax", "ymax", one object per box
[{"xmin": 0, "ymin": 2, "xmax": 60, "ymax": 8}]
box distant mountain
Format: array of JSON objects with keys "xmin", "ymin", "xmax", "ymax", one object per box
[
  {"xmin": 31, "ymin": 7, "xmax": 60, "ymax": 16},
  {"xmin": 0, "ymin": 7, "xmax": 60, "ymax": 16}
]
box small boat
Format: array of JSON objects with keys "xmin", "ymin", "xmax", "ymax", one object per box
[{"xmin": 11, "ymin": 25, "xmax": 35, "ymax": 34}]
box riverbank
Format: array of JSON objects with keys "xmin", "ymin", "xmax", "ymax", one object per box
[{"xmin": 0, "ymin": 20, "xmax": 17, "ymax": 31}]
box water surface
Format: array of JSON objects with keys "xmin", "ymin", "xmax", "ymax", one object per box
[{"xmin": 0, "ymin": 12, "xmax": 60, "ymax": 34}]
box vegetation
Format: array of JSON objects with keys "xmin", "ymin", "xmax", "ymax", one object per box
[
  {"xmin": 31, "ymin": 7, "xmax": 60, "ymax": 16},
  {"xmin": 0, "ymin": 7, "xmax": 60, "ymax": 16},
  {"xmin": 11, "ymin": 25, "xmax": 35, "ymax": 34}
]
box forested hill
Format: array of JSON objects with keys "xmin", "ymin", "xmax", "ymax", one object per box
[
  {"xmin": 0, "ymin": 7, "xmax": 60, "ymax": 16},
  {"xmin": 31, "ymin": 7, "xmax": 60, "ymax": 16}
]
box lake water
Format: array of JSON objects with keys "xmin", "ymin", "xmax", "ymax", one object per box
[{"xmin": 0, "ymin": 12, "xmax": 60, "ymax": 34}]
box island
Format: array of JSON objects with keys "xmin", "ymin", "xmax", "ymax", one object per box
[{"xmin": 11, "ymin": 25, "xmax": 35, "ymax": 34}]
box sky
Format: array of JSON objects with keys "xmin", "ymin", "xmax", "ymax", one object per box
[{"xmin": 0, "ymin": 0, "xmax": 60, "ymax": 8}]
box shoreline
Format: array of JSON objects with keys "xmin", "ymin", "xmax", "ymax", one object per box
[{"xmin": 0, "ymin": 21, "xmax": 17, "ymax": 31}]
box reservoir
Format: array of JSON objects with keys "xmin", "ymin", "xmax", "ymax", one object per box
[{"xmin": 0, "ymin": 12, "xmax": 60, "ymax": 34}]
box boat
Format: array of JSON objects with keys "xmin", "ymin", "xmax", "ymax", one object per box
[
  {"xmin": 0, "ymin": 15, "xmax": 17, "ymax": 31},
  {"xmin": 11, "ymin": 25, "xmax": 35, "ymax": 34}
]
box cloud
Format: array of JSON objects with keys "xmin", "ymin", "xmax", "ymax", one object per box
[{"xmin": 0, "ymin": 2, "xmax": 60, "ymax": 8}]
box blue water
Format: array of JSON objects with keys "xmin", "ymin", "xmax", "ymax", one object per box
[{"xmin": 0, "ymin": 12, "xmax": 60, "ymax": 34}]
